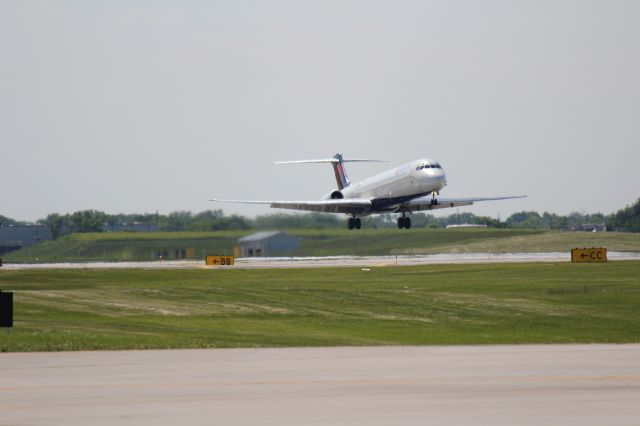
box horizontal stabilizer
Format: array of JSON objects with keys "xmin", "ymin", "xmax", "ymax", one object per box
[
  {"xmin": 275, "ymin": 159, "xmax": 386, "ymax": 164},
  {"xmin": 275, "ymin": 153, "xmax": 386, "ymax": 190}
]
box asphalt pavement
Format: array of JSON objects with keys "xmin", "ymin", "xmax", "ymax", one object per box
[
  {"xmin": 2, "ymin": 344, "xmax": 640, "ymax": 425},
  {"xmin": 3, "ymin": 251, "xmax": 640, "ymax": 270}
]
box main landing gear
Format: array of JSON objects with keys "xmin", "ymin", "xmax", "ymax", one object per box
[
  {"xmin": 397, "ymin": 214, "xmax": 411, "ymax": 229},
  {"xmin": 347, "ymin": 217, "xmax": 361, "ymax": 230}
]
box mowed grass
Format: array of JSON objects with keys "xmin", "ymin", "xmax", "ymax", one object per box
[
  {"xmin": 5, "ymin": 231, "xmax": 242, "ymax": 263},
  {"xmin": 8, "ymin": 228, "xmax": 640, "ymax": 263},
  {"xmin": 4, "ymin": 229, "xmax": 542, "ymax": 262},
  {"xmin": 296, "ymin": 228, "xmax": 543, "ymax": 256},
  {"xmin": 397, "ymin": 230, "xmax": 640, "ymax": 254},
  {"xmin": 1, "ymin": 261, "xmax": 639, "ymax": 352}
]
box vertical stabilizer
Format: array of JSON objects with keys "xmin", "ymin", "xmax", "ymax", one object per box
[{"xmin": 332, "ymin": 153, "xmax": 350, "ymax": 190}]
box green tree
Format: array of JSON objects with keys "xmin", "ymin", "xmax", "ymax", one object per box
[
  {"xmin": 162, "ymin": 211, "xmax": 193, "ymax": 231},
  {"xmin": 609, "ymin": 198, "xmax": 640, "ymax": 232},
  {"xmin": 43, "ymin": 213, "xmax": 64, "ymax": 239},
  {"xmin": 187, "ymin": 210, "xmax": 225, "ymax": 231},
  {"xmin": 70, "ymin": 210, "xmax": 105, "ymax": 233},
  {"xmin": 0, "ymin": 214, "xmax": 23, "ymax": 227},
  {"xmin": 506, "ymin": 211, "xmax": 542, "ymax": 229},
  {"xmin": 254, "ymin": 213, "xmax": 342, "ymax": 229}
]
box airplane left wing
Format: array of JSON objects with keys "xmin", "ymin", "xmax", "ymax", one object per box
[
  {"xmin": 210, "ymin": 198, "xmax": 372, "ymax": 214},
  {"xmin": 406, "ymin": 195, "xmax": 527, "ymax": 211}
]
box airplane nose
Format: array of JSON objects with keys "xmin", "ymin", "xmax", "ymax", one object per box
[
  {"xmin": 437, "ymin": 170, "xmax": 447, "ymax": 186},
  {"xmin": 420, "ymin": 168, "xmax": 447, "ymax": 187}
]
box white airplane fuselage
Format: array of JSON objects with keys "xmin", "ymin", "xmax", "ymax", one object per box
[
  {"xmin": 211, "ymin": 152, "xmax": 524, "ymax": 230},
  {"xmin": 325, "ymin": 159, "xmax": 447, "ymax": 201}
]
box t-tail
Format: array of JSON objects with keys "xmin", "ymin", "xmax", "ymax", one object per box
[
  {"xmin": 275, "ymin": 153, "xmax": 386, "ymax": 191},
  {"xmin": 332, "ymin": 153, "xmax": 350, "ymax": 190}
]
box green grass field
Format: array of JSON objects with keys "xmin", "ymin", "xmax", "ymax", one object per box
[
  {"xmin": 3, "ymin": 231, "xmax": 242, "ymax": 263},
  {"xmin": 5, "ymin": 228, "xmax": 640, "ymax": 263},
  {"xmin": 1, "ymin": 262, "xmax": 639, "ymax": 352}
]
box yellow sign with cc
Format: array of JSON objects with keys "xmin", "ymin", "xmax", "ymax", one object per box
[{"xmin": 571, "ymin": 248, "xmax": 607, "ymax": 263}]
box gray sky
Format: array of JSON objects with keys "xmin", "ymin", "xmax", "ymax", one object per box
[{"xmin": 1, "ymin": 1, "xmax": 638, "ymax": 221}]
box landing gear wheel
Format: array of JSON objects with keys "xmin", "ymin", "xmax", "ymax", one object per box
[
  {"xmin": 355, "ymin": 218, "xmax": 361, "ymax": 229},
  {"xmin": 347, "ymin": 218, "xmax": 355, "ymax": 230},
  {"xmin": 397, "ymin": 217, "xmax": 411, "ymax": 229}
]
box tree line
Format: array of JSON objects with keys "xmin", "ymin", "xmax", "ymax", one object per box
[{"xmin": 2, "ymin": 197, "xmax": 639, "ymax": 238}]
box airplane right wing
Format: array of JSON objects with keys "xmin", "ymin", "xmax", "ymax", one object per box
[
  {"xmin": 210, "ymin": 198, "xmax": 372, "ymax": 214},
  {"xmin": 406, "ymin": 195, "xmax": 527, "ymax": 211}
]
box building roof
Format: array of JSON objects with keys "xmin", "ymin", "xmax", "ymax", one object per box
[{"xmin": 238, "ymin": 231, "xmax": 295, "ymax": 243}]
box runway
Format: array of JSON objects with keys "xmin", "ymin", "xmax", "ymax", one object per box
[
  {"xmin": 2, "ymin": 344, "xmax": 639, "ymax": 425},
  {"xmin": 4, "ymin": 251, "xmax": 640, "ymax": 270}
]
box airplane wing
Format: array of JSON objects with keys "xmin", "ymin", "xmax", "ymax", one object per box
[
  {"xmin": 210, "ymin": 198, "xmax": 372, "ymax": 214},
  {"xmin": 406, "ymin": 195, "xmax": 527, "ymax": 211}
]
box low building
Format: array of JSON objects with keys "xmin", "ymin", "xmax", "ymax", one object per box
[
  {"xmin": 0, "ymin": 225, "xmax": 52, "ymax": 255},
  {"xmin": 237, "ymin": 231, "xmax": 300, "ymax": 257}
]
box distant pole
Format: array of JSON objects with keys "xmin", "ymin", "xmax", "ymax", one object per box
[{"xmin": 457, "ymin": 208, "xmax": 460, "ymax": 225}]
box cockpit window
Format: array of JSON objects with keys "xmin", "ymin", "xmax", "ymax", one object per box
[
  {"xmin": 418, "ymin": 162, "xmax": 442, "ymax": 170},
  {"xmin": 418, "ymin": 163, "xmax": 443, "ymax": 170}
]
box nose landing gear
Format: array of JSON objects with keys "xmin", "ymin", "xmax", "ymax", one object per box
[{"xmin": 431, "ymin": 191, "xmax": 439, "ymax": 206}]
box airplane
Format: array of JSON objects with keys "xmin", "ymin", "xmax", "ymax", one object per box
[{"xmin": 211, "ymin": 153, "xmax": 526, "ymax": 230}]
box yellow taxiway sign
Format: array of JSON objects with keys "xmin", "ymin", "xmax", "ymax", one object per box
[
  {"xmin": 205, "ymin": 255, "xmax": 235, "ymax": 266},
  {"xmin": 571, "ymin": 248, "xmax": 607, "ymax": 263}
]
